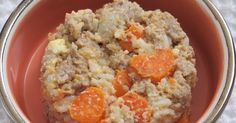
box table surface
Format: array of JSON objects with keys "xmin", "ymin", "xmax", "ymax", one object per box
[{"xmin": 0, "ymin": 0, "xmax": 236, "ymax": 123}]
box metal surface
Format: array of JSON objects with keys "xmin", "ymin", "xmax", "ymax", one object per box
[
  {"xmin": 0, "ymin": 0, "xmax": 33, "ymax": 123},
  {"xmin": 203, "ymin": 0, "xmax": 236, "ymax": 122},
  {"xmin": 0, "ymin": 0, "xmax": 234, "ymax": 123}
]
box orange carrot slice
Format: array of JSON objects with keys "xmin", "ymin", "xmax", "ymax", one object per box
[
  {"xmin": 69, "ymin": 87, "xmax": 105, "ymax": 123},
  {"xmin": 113, "ymin": 69, "xmax": 132, "ymax": 97},
  {"xmin": 127, "ymin": 23, "xmax": 144, "ymax": 38},
  {"xmin": 119, "ymin": 39, "xmax": 134, "ymax": 52},
  {"xmin": 129, "ymin": 49, "xmax": 176, "ymax": 83},
  {"xmin": 119, "ymin": 23, "xmax": 144, "ymax": 51},
  {"xmin": 122, "ymin": 92, "xmax": 151, "ymax": 123},
  {"xmin": 168, "ymin": 78, "xmax": 177, "ymax": 85},
  {"xmin": 100, "ymin": 119, "xmax": 108, "ymax": 123}
]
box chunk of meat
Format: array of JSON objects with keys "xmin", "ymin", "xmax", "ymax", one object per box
[
  {"xmin": 69, "ymin": 87, "xmax": 105, "ymax": 123},
  {"xmin": 122, "ymin": 92, "xmax": 151, "ymax": 123},
  {"xmin": 129, "ymin": 49, "xmax": 176, "ymax": 83},
  {"xmin": 113, "ymin": 69, "xmax": 132, "ymax": 97}
]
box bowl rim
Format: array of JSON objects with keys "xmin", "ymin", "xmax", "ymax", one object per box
[
  {"xmin": 201, "ymin": 0, "xmax": 235, "ymax": 122},
  {"xmin": 0, "ymin": 0, "xmax": 235, "ymax": 123},
  {"xmin": 0, "ymin": 1, "xmax": 33, "ymax": 122}
]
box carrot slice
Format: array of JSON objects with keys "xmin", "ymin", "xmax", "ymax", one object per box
[
  {"xmin": 129, "ymin": 49, "xmax": 176, "ymax": 83},
  {"xmin": 113, "ymin": 69, "xmax": 132, "ymax": 97},
  {"xmin": 168, "ymin": 78, "xmax": 177, "ymax": 85},
  {"xmin": 119, "ymin": 39, "xmax": 134, "ymax": 52},
  {"xmin": 122, "ymin": 92, "xmax": 151, "ymax": 123},
  {"xmin": 69, "ymin": 87, "xmax": 105, "ymax": 123},
  {"xmin": 100, "ymin": 119, "xmax": 108, "ymax": 123},
  {"xmin": 127, "ymin": 23, "xmax": 144, "ymax": 38},
  {"xmin": 119, "ymin": 23, "xmax": 144, "ymax": 51}
]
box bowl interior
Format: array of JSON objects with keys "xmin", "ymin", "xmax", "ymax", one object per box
[{"xmin": 7, "ymin": 0, "xmax": 224, "ymax": 122}]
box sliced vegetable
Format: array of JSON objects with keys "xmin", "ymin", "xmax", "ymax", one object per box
[
  {"xmin": 168, "ymin": 78, "xmax": 177, "ymax": 85},
  {"xmin": 119, "ymin": 23, "xmax": 144, "ymax": 51},
  {"xmin": 129, "ymin": 49, "xmax": 176, "ymax": 83},
  {"xmin": 113, "ymin": 69, "xmax": 132, "ymax": 97},
  {"xmin": 100, "ymin": 119, "xmax": 108, "ymax": 123},
  {"xmin": 119, "ymin": 39, "xmax": 134, "ymax": 52},
  {"xmin": 127, "ymin": 23, "xmax": 144, "ymax": 38},
  {"xmin": 69, "ymin": 87, "xmax": 105, "ymax": 123},
  {"xmin": 122, "ymin": 92, "xmax": 151, "ymax": 123}
]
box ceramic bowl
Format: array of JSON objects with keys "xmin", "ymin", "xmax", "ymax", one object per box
[{"xmin": 0, "ymin": 0, "xmax": 235, "ymax": 123}]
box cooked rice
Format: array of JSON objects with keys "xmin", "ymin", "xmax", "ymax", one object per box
[{"xmin": 41, "ymin": 0, "xmax": 197, "ymax": 122}]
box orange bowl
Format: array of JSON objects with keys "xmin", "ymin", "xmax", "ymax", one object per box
[{"xmin": 0, "ymin": 0, "xmax": 235, "ymax": 123}]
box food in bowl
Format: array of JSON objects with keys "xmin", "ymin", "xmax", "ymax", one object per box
[{"xmin": 40, "ymin": 0, "xmax": 197, "ymax": 122}]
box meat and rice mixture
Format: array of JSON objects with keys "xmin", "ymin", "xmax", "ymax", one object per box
[{"xmin": 41, "ymin": 0, "xmax": 197, "ymax": 123}]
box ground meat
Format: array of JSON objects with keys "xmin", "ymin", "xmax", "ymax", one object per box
[
  {"xmin": 96, "ymin": 0, "xmax": 144, "ymax": 41},
  {"xmin": 41, "ymin": 0, "xmax": 197, "ymax": 122},
  {"xmin": 65, "ymin": 9, "xmax": 99, "ymax": 39}
]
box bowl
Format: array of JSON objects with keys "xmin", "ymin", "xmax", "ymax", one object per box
[{"xmin": 0, "ymin": 0, "xmax": 235, "ymax": 123}]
